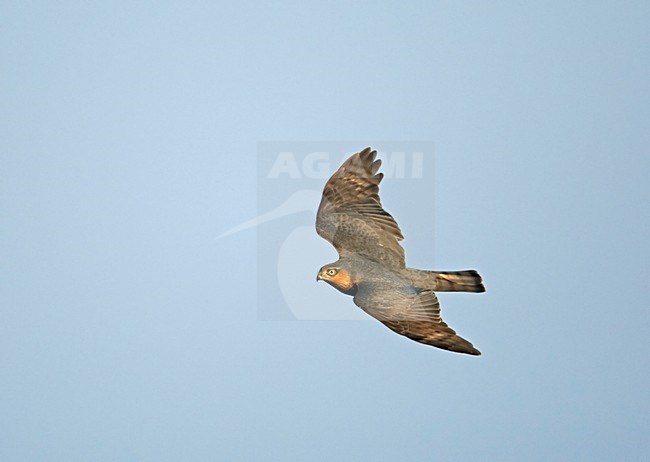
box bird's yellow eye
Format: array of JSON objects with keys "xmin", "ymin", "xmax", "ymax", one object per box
[{"xmin": 326, "ymin": 268, "xmax": 338, "ymax": 276}]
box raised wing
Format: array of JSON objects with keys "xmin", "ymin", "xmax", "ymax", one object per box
[{"xmin": 316, "ymin": 148, "xmax": 405, "ymax": 269}]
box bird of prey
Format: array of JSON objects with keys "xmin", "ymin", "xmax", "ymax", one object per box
[{"xmin": 316, "ymin": 148, "xmax": 485, "ymax": 355}]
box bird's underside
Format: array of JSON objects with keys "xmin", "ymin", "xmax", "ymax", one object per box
[
  {"xmin": 352, "ymin": 271, "xmax": 482, "ymax": 355},
  {"xmin": 315, "ymin": 147, "xmax": 485, "ymax": 356}
]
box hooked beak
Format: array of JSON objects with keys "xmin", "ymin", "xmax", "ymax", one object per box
[{"xmin": 316, "ymin": 272, "xmax": 323, "ymax": 282}]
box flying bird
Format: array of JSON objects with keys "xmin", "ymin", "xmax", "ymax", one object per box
[{"xmin": 316, "ymin": 148, "xmax": 485, "ymax": 355}]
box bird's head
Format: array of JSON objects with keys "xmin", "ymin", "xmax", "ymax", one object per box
[{"xmin": 316, "ymin": 262, "xmax": 357, "ymax": 295}]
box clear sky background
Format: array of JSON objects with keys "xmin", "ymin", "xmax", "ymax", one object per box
[{"xmin": 2, "ymin": 2, "xmax": 649, "ymax": 461}]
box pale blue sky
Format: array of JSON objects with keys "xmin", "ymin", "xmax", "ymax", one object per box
[{"xmin": 2, "ymin": 2, "xmax": 649, "ymax": 461}]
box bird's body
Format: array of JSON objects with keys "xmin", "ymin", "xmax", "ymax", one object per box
[{"xmin": 316, "ymin": 148, "xmax": 485, "ymax": 355}]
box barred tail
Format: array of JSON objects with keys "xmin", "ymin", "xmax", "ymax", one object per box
[{"xmin": 407, "ymin": 269, "xmax": 486, "ymax": 293}]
